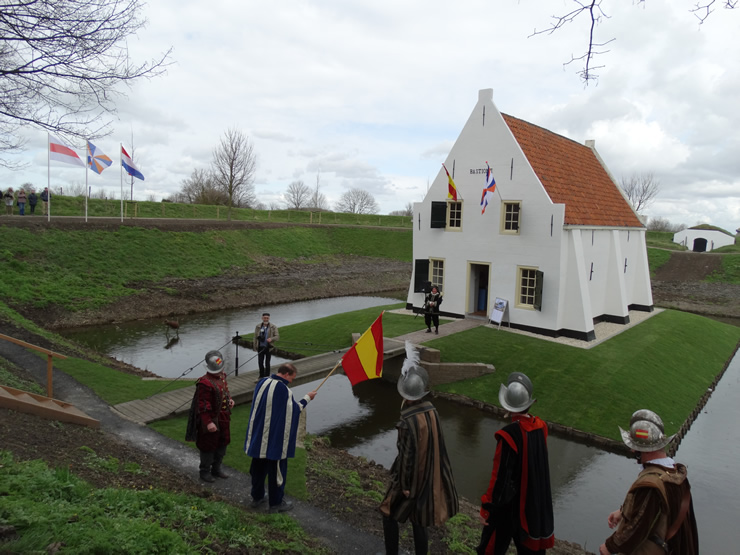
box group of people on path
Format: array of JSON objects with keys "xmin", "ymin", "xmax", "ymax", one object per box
[
  {"xmin": 186, "ymin": 314, "xmax": 699, "ymax": 554},
  {"xmin": 3, "ymin": 186, "xmax": 49, "ymax": 216}
]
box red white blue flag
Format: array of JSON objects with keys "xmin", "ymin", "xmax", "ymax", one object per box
[
  {"xmin": 87, "ymin": 141, "xmax": 112, "ymax": 175},
  {"xmin": 480, "ymin": 162, "xmax": 496, "ymax": 214},
  {"xmin": 121, "ymin": 146, "xmax": 145, "ymax": 180}
]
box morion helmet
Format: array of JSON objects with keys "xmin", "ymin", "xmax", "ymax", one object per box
[
  {"xmin": 205, "ymin": 350, "xmax": 225, "ymax": 374},
  {"xmin": 619, "ymin": 409, "xmax": 675, "ymax": 452},
  {"xmin": 498, "ymin": 372, "xmax": 535, "ymax": 413}
]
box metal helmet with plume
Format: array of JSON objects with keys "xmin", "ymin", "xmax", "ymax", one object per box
[{"xmin": 397, "ymin": 341, "xmax": 429, "ymax": 400}]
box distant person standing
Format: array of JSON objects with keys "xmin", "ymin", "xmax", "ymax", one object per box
[
  {"xmin": 185, "ymin": 350, "xmax": 234, "ymax": 483},
  {"xmin": 3, "ymin": 188, "xmax": 14, "ymax": 216},
  {"xmin": 28, "ymin": 189, "xmax": 38, "ymax": 215},
  {"xmin": 379, "ymin": 357, "xmax": 459, "ymax": 555},
  {"xmin": 16, "ymin": 188, "xmax": 27, "ymax": 216},
  {"xmin": 599, "ymin": 409, "xmax": 698, "ymax": 555},
  {"xmin": 477, "ymin": 372, "xmax": 554, "ymax": 555},
  {"xmin": 424, "ymin": 285, "xmax": 443, "ymax": 334},
  {"xmin": 40, "ymin": 187, "xmax": 50, "ymax": 215},
  {"xmin": 253, "ymin": 312, "xmax": 279, "ymax": 379},
  {"xmin": 245, "ymin": 363, "xmax": 317, "ymax": 513}
]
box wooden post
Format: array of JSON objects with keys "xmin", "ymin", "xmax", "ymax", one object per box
[
  {"xmin": 135, "ymin": 203, "xmax": 138, "ymax": 218},
  {"xmin": 162, "ymin": 203, "xmax": 165, "ymax": 217},
  {"xmin": 217, "ymin": 206, "xmax": 220, "ymax": 219},
  {"xmin": 310, "ymin": 212, "xmax": 313, "ymax": 224},
  {"xmin": 125, "ymin": 202, "xmax": 128, "ymax": 218},
  {"xmin": 46, "ymin": 354, "xmax": 53, "ymax": 397},
  {"xmin": 319, "ymin": 211, "xmax": 322, "ymax": 224}
]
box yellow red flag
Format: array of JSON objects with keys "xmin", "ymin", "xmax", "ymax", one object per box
[
  {"xmin": 443, "ymin": 164, "xmax": 458, "ymax": 201},
  {"xmin": 341, "ymin": 312, "xmax": 384, "ymax": 386}
]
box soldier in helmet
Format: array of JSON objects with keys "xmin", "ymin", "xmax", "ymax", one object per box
[
  {"xmin": 599, "ymin": 409, "xmax": 698, "ymax": 555},
  {"xmin": 185, "ymin": 350, "xmax": 234, "ymax": 483},
  {"xmin": 477, "ymin": 372, "xmax": 555, "ymax": 555},
  {"xmin": 379, "ymin": 346, "xmax": 459, "ymax": 554}
]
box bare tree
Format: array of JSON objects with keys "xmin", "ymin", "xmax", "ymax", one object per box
[
  {"xmin": 335, "ymin": 188, "xmax": 380, "ymax": 214},
  {"xmin": 647, "ymin": 217, "xmax": 686, "ymax": 233},
  {"xmin": 530, "ymin": 1, "xmax": 736, "ymax": 83},
  {"xmin": 211, "ymin": 128, "xmax": 257, "ymax": 219},
  {"xmin": 179, "ymin": 168, "xmax": 227, "ymax": 205},
  {"xmin": 310, "ymin": 169, "xmax": 329, "ymax": 210},
  {"xmin": 389, "ymin": 201, "xmax": 414, "ymax": 217},
  {"xmin": 285, "ymin": 180, "xmax": 311, "ymax": 209},
  {"xmin": 620, "ymin": 172, "xmax": 661, "ymax": 213},
  {"xmin": 0, "ymin": 0, "xmax": 171, "ymax": 166}
]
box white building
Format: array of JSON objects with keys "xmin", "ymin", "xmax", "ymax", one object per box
[
  {"xmin": 406, "ymin": 89, "xmax": 653, "ymax": 341},
  {"xmin": 673, "ymin": 226, "xmax": 735, "ymax": 252}
]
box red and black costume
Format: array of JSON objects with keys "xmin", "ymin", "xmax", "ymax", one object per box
[
  {"xmin": 477, "ymin": 413, "xmax": 555, "ymax": 555},
  {"xmin": 186, "ymin": 372, "xmax": 232, "ymax": 480}
]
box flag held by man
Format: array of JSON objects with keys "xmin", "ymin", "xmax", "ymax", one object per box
[
  {"xmin": 121, "ymin": 146, "xmax": 145, "ymax": 180},
  {"xmin": 443, "ymin": 164, "xmax": 459, "ymax": 201},
  {"xmin": 49, "ymin": 135, "xmax": 85, "ymax": 167},
  {"xmin": 87, "ymin": 141, "xmax": 112, "ymax": 174},
  {"xmin": 341, "ymin": 312, "xmax": 384, "ymax": 386},
  {"xmin": 480, "ymin": 162, "xmax": 497, "ymax": 214}
]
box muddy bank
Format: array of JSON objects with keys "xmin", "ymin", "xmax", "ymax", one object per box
[{"xmin": 26, "ymin": 255, "xmax": 412, "ymax": 329}]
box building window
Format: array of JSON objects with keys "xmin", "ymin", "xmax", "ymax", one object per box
[
  {"xmin": 501, "ymin": 201, "xmax": 521, "ymax": 234},
  {"xmin": 430, "ymin": 258, "xmax": 444, "ymax": 291},
  {"xmin": 430, "ymin": 201, "xmax": 447, "ymax": 228},
  {"xmin": 447, "ymin": 201, "xmax": 462, "ymax": 230},
  {"xmin": 517, "ymin": 267, "xmax": 543, "ymax": 311}
]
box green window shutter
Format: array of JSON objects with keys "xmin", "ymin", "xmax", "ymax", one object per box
[
  {"xmin": 534, "ymin": 270, "xmax": 544, "ymax": 311},
  {"xmin": 414, "ymin": 259, "xmax": 430, "ymax": 292},
  {"xmin": 430, "ymin": 201, "xmax": 447, "ymax": 228}
]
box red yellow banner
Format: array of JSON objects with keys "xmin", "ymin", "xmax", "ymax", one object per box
[{"xmin": 341, "ymin": 312, "xmax": 384, "ymax": 386}]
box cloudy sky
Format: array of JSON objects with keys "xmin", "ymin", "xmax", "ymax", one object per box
[{"xmin": 3, "ymin": 0, "xmax": 738, "ymax": 233}]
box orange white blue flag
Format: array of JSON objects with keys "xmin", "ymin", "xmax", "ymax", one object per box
[
  {"xmin": 87, "ymin": 141, "xmax": 113, "ymax": 175},
  {"xmin": 481, "ymin": 162, "xmax": 497, "ymax": 214},
  {"xmin": 341, "ymin": 312, "xmax": 384, "ymax": 386}
]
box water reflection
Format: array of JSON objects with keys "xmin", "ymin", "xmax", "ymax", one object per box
[
  {"xmin": 293, "ymin": 350, "xmax": 740, "ymax": 553},
  {"xmin": 62, "ymin": 296, "xmax": 401, "ymax": 379}
]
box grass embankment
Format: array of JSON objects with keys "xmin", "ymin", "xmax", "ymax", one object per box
[
  {"xmin": 33, "ymin": 194, "xmax": 413, "ymax": 228},
  {"xmin": 645, "ymin": 230, "xmax": 686, "ymax": 251},
  {"xmin": 0, "ymin": 449, "xmax": 321, "ymax": 554},
  {"xmin": 0, "ymin": 226, "xmax": 411, "ymax": 312}
]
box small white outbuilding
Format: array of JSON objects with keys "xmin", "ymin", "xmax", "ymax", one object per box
[
  {"xmin": 673, "ymin": 226, "xmax": 735, "ymax": 252},
  {"xmin": 406, "ymin": 89, "xmax": 653, "ymax": 341}
]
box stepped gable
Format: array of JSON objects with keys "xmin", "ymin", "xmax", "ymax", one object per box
[{"xmin": 502, "ymin": 113, "xmax": 642, "ymax": 228}]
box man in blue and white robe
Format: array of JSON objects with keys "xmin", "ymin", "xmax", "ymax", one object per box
[{"xmin": 244, "ymin": 363, "xmax": 317, "ymax": 512}]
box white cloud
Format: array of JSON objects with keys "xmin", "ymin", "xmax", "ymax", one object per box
[{"xmin": 1, "ymin": 0, "xmax": 738, "ymax": 231}]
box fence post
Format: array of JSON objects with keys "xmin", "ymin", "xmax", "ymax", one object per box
[{"xmin": 46, "ymin": 354, "xmax": 54, "ymax": 398}]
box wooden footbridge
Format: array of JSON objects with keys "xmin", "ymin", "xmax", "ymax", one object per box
[{"xmin": 111, "ymin": 317, "xmax": 488, "ymax": 425}]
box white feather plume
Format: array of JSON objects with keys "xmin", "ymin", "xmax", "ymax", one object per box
[{"xmin": 401, "ymin": 340, "xmax": 419, "ymax": 378}]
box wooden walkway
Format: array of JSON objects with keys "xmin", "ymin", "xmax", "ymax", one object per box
[
  {"xmin": 111, "ymin": 317, "xmax": 486, "ymax": 425},
  {"xmin": 112, "ymin": 343, "xmax": 408, "ymax": 425}
]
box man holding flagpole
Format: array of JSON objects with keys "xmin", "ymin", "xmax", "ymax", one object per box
[{"xmin": 244, "ymin": 363, "xmax": 318, "ymax": 513}]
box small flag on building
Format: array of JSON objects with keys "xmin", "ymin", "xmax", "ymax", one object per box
[
  {"xmin": 121, "ymin": 146, "xmax": 145, "ymax": 180},
  {"xmin": 341, "ymin": 312, "xmax": 384, "ymax": 386},
  {"xmin": 49, "ymin": 135, "xmax": 85, "ymax": 167},
  {"xmin": 443, "ymin": 164, "xmax": 459, "ymax": 201},
  {"xmin": 480, "ymin": 162, "xmax": 497, "ymax": 214},
  {"xmin": 87, "ymin": 141, "xmax": 112, "ymax": 174}
]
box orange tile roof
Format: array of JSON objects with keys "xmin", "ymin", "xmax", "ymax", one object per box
[{"xmin": 502, "ymin": 114, "xmax": 643, "ymax": 228}]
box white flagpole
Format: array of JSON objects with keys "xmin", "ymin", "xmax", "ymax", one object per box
[
  {"xmin": 85, "ymin": 142, "xmax": 89, "ymax": 223},
  {"xmin": 120, "ymin": 144, "xmax": 124, "ymax": 223},
  {"xmin": 47, "ymin": 133, "xmax": 51, "ymax": 223}
]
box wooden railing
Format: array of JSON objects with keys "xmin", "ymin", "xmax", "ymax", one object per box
[{"xmin": 0, "ymin": 333, "xmax": 67, "ymax": 398}]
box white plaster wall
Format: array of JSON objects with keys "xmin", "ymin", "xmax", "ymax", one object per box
[
  {"xmin": 673, "ymin": 229, "xmax": 735, "ymax": 251},
  {"xmin": 408, "ymin": 89, "xmax": 567, "ymax": 333}
]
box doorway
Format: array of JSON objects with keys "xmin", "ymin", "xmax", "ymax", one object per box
[
  {"xmin": 468, "ymin": 263, "xmax": 491, "ymax": 316},
  {"xmin": 692, "ymin": 238, "xmax": 708, "ymax": 252}
]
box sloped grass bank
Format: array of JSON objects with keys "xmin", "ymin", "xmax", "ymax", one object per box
[
  {"xmin": 0, "ymin": 226, "xmax": 411, "ymax": 312},
  {"xmin": 0, "ymin": 450, "xmax": 320, "ymax": 554},
  {"xmin": 431, "ymin": 310, "xmax": 740, "ymax": 440}
]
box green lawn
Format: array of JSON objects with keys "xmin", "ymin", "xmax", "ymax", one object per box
[{"xmin": 430, "ymin": 309, "xmax": 740, "ymax": 440}]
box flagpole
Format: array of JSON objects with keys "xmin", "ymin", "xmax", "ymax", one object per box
[
  {"xmin": 120, "ymin": 144, "xmax": 124, "ymax": 223},
  {"xmin": 315, "ymin": 359, "xmax": 343, "ymax": 392},
  {"xmin": 47, "ymin": 133, "xmax": 51, "ymax": 223},
  {"xmin": 85, "ymin": 143, "xmax": 89, "ymax": 223}
]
